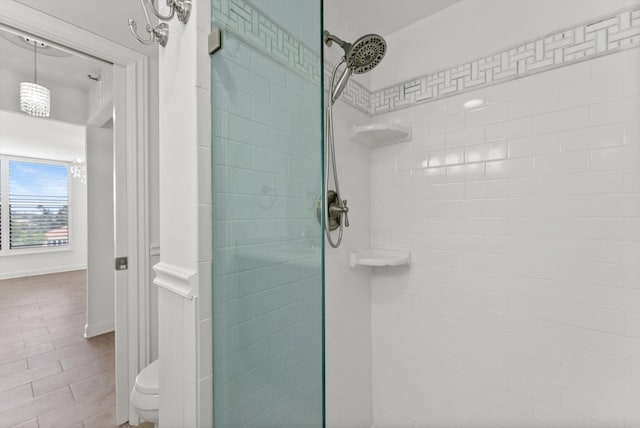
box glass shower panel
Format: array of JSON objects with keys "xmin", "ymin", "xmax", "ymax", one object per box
[{"xmin": 211, "ymin": 1, "xmax": 324, "ymax": 427}]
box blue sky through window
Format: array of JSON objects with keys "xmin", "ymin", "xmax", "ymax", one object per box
[{"xmin": 9, "ymin": 161, "xmax": 68, "ymax": 201}]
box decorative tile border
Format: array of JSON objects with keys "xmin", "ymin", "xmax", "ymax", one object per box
[
  {"xmin": 323, "ymin": 62, "xmax": 371, "ymax": 115},
  {"xmin": 370, "ymin": 6, "xmax": 640, "ymax": 114},
  {"xmin": 212, "ymin": 0, "xmax": 370, "ymax": 113},
  {"xmin": 213, "ymin": 2, "xmax": 640, "ymax": 116},
  {"xmin": 212, "ymin": 0, "xmax": 322, "ymax": 83}
]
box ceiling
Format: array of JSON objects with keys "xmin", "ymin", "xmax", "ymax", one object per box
[
  {"xmin": 14, "ymin": 0, "xmax": 158, "ymax": 58},
  {"xmin": 2, "ymin": 0, "xmax": 158, "ymax": 92},
  {"xmin": 0, "ymin": 28, "xmax": 107, "ymax": 91},
  {"xmin": 324, "ymin": 0, "xmax": 462, "ymax": 42}
]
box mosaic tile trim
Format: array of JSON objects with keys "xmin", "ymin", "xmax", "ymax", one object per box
[
  {"xmin": 371, "ymin": 6, "xmax": 640, "ymax": 114},
  {"xmin": 213, "ymin": 3, "xmax": 640, "ymax": 116},
  {"xmin": 323, "ymin": 62, "xmax": 371, "ymax": 115},
  {"xmin": 211, "ymin": 0, "xmax": 370, "ymax": 113},
  {"xmin": 212, "ymin": 0, "xmax": 322, "ymax": 83}
]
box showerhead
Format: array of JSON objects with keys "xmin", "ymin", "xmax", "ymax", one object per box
[
  {"xmin": 345, "ymin": 34, "xmax": 387, "ymax": 74},
  {"xmin": 324, "ymin": 30, "xmax": 387, "ymax": 103}
]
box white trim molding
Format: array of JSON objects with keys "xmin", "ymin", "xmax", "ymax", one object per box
[
  {"xmin": 84, "ymin": 320, "xmax": 116, "ymax": 338},
  {"xmin": 0, "ymin": 265, "xmax": 87, "ymax": 281},
  {"xmin": 153, "ymin": 262, "xmax": 198, "ymax": 300}
]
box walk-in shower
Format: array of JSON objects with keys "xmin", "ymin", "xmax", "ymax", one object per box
[
  {"xmin": 210, "ymin": 1, "xmax": 640, "ymax": 427},
  {"xmin": 323, "ymin": 30, "xmax": 387, "ymax": 248}
]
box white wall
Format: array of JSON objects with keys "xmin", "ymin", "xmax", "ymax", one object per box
[
  {"xmin": 324, "ymin": 100, "xmax": 374, "ymax": 428},
  {"xmin": 148, "ymin": 57, "xmax": 161, "ymax": 362},
  {"xmin": 85, "ymin": 126, "xmax": 114, "ymax": 338},
  {"xmin": 319, "ymin": 2, "xmax": 640, "ymax": 426},
  {"xmin": 369, "ymin": 41, "xmax": 640, "ymax": 428},
  {"xmin": 87, "ymin": 66, "xmax": 113, "ymax": 127},
  {"xmin": 0, "ymin": 109, "xmax": 87, "ymax": 278},
  {"xmin": 0, "ymin": 68, "xmax": 89, "ymax": 124},
  {"xmin": 156, "ymin": 0, "xmax": 212, "ymax": 426}
]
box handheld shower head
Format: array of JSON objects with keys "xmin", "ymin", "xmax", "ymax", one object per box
[
  {"xmin": 324, "ymin": 31, "xmax": 387, "ymax": 104},
  {"xmin": 346, "ymin": 34, "xmax": 387, "ymax": 74},
  {"xmin": 323, "ymin": 32, "xmax": 386, "ymax": 248}
]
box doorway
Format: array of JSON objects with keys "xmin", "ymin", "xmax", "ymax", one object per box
[{"xmin": 0, "ymin": 3, "xmax": 153, "ymax": 425}]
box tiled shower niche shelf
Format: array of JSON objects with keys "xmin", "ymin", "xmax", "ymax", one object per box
[
  {"xmin": 351, "ymin": 123, "xmax": 412, "ymax": 147},
  {"xmin": 349, "ymin": 248, "xmax": 411, "ymax": 268}
]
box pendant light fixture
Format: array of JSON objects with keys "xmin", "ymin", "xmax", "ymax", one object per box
[{"xmin": 20, "ymin": 39, "xmax": 51, "ymax": 118}]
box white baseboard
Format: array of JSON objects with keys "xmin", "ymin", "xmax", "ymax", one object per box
[
  {"xmin": 0, "ymin": 264, "xmax": 87, "ymax": 280},
  {"xmin": 84, "ymin": 320, "xmax": 115, "ymax": 338}
]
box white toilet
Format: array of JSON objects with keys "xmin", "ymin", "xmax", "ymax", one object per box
[{"xmin": 130, "ymin": 359, "xmax": 159, "ymax": 426}]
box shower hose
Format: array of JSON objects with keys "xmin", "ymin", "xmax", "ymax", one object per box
[{"xmin": 324, "ymin": 58, "xmax": 348, "ymax": 248}]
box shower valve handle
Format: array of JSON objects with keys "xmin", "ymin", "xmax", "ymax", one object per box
[
  {"xmin": 341, "ymin": 199, "xmax": 350, "ymax": 227},
  {"xmin": 328, "ymin": 199, "xmax": 349, "ymax": 227}
]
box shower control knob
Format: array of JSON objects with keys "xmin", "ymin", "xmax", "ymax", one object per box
[
  {"xmin": 328, "ymin": 198, "xmax": 350, "ymax": 228},
  {"xmin": 342, "ymin": 199, "xmax": 349, "ymax": 227}
]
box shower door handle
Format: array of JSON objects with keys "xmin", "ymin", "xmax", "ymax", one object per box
[{"xmin": 208, "ymin": 27, "xmax": 222, "ymax": 55}]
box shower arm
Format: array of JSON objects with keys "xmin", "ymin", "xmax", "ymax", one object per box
[{"xmin": 323, "ymin": 31, "xmax": 351, "ymax": 51}]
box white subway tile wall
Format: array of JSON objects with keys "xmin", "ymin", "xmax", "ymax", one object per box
[
  {"xmin": 369, "ymin": 48, "xmax": 640, "ymax": 427},
  {"xmin": 211, "ymin": 31, "xmax": 324, "ymax": 427},
  {"xmin": 370, "ymin": 7, "xmax": 640, "ymax": 115},
  {"xmin": 324, "ymin": 101, "xmax": 374, "ymax": 428},
  {"xmin": 212, "ymin": 0, "xmax": 322, "ymax": 83}
]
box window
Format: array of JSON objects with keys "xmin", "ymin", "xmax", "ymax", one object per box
[{"xmin": 0, "ymin": 156, "xmax": 71, "ymax": 253}]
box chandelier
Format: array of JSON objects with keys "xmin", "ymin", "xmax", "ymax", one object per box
[
  {"xmin": 20, "ymin": 39, "xmax": 50, "ymax": 118},
  {"xmin": 70, "ymin": 158, "xmax": 86, "ymax": 183}
]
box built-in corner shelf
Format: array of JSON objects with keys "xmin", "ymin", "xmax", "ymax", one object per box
[
  {"xmin": 349, "ymin": 248, "xmax": 411, "ymax": 269},
  {"xmin": 351, "ymin": 123, "xmax": 412, "ymax": 147}
]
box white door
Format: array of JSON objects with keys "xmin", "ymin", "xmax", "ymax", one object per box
[
  {"xmin": 113, "ymin": 63, "xmax": 138, "ymax": 425},
  {"xmin": 85, "ymin": 126, "xmax": 115, "ymax": 339}
]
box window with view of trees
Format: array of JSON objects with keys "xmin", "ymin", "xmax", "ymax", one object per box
[{"xmin": 0, "ymin": 157, "xmax": 70, "ymax": 252}]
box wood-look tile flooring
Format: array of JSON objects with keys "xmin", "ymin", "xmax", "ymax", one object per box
[{"xmin": 0, "ymin": 270, "xmax": 151, "ymax": 428}]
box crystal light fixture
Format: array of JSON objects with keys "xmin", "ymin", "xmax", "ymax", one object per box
[
  {"xmin": 20, "ymin": 39, "xmax": 50, "ymax": 118},
  {"xmin": 70, "ymin": 158, "xmax": 86, "ymax": 183}
]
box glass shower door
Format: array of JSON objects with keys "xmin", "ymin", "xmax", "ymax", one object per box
[{"xmin": 211, "ymin": 1, "xmax": 324, "ymax": 427}]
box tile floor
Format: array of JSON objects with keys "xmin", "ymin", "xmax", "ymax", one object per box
[{"xmin": 0, "ymin": 270, "xmax": 151, "ymax": 428}]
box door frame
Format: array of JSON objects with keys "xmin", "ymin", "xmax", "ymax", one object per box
[{"xmin": 0, "ymin": 3, "xmax": 151, "ymax": 425}]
